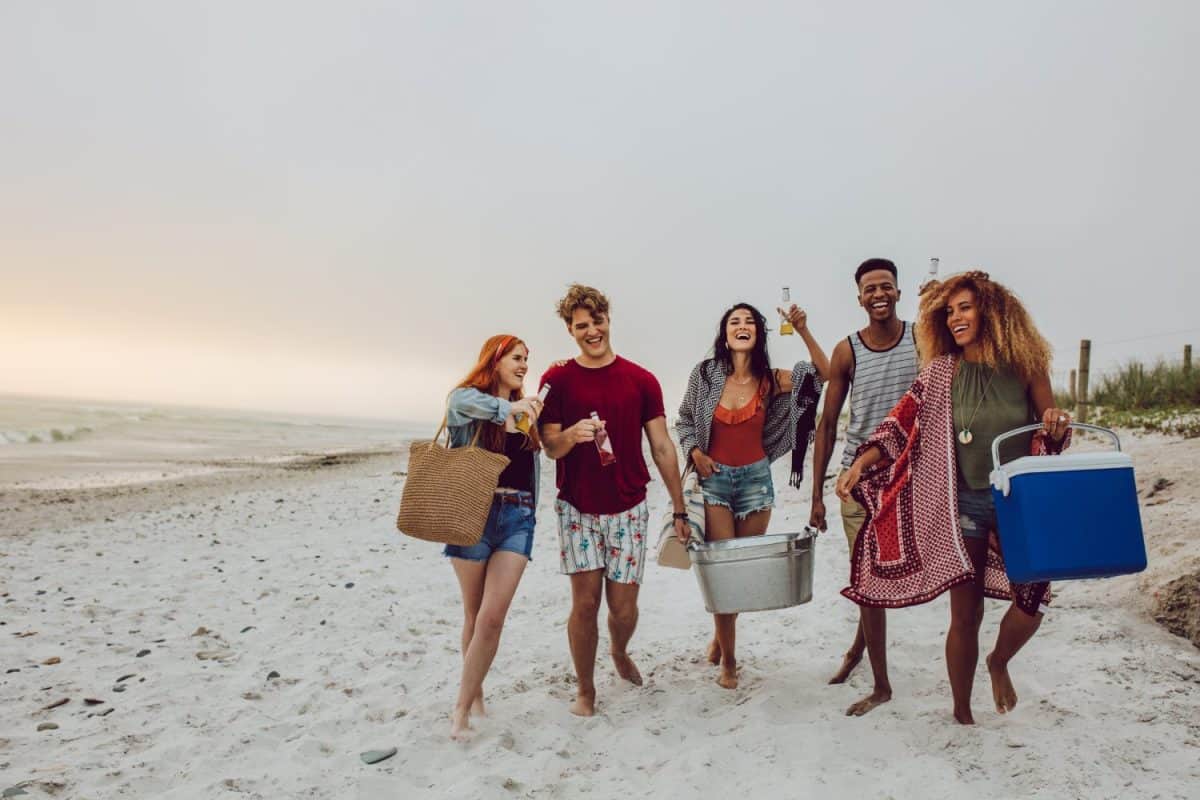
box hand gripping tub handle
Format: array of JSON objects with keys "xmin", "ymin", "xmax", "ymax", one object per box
[{"xmin": 989, "ymin": 423, "xmax": 1122, "ymax": 496}]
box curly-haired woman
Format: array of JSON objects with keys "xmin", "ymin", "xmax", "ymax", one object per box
[
  {"xmin": 676, "ymin": 301, "xmax": 828, "ymax": 689},
  {"xmin": 835, "ymin": 271, "xmax": 1071, "ymax": 724}
]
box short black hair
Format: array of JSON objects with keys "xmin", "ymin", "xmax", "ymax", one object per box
[{"xmin": 855, "ymin": 258, "xmax": 898, "ymax": 286}]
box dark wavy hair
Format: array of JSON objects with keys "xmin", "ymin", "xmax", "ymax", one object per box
[{"xmin": 701, "ymin": 303, "xmax": 779, "ymax": 394}]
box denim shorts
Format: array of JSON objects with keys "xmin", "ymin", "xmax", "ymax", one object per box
[
  {"xmin": 957, "ymin": 480, "xmax": 995, "ymax": 540},
  {"xmin": 444, "ymin": 492, "xmax": 536, "ymax": 561},
  {"xmin": 698, "ymin": 457, "xmax": 775, "ymax": 520}
]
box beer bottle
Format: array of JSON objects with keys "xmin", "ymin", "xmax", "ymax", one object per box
[
  {"xmin": 779, "ymin": 287, "xmax": 794, "ymax": 336},
  {"xmin": 515, "ymin": 383, "xmax": 550, "ymax": 435}
]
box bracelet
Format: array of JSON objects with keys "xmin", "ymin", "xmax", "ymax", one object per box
[{"xmin": 672, "ymin": 512, "xmax": 689, "ymax": 521}]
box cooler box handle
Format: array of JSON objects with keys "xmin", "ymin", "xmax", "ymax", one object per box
[{"xmin": 990, "ymin": 422, "xmax": 1121, "ymax": 473}]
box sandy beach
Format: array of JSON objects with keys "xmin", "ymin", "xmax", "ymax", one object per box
[{"xmin": 2, "ymin": 421, "xmax": 1199, "ymax": 799}]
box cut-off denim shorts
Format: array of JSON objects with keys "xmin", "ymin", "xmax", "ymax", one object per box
[
  {"xmin": 957, "ymin": 479, "xmax": 995, "ymax": 540},
  {"xmin": 698, "ymin": 457, "xmax": 775, "ymax": 520},
  {"xmin": 444, "ymin": 491, "xmax": 536, "ymax": 561}
]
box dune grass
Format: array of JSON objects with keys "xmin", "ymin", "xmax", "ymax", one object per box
[{"xmin": 1069, "ymin": 359, "xmax": 1200, "ymax": 437}]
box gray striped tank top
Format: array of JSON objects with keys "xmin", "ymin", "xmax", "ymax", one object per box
[{"xmin": 841, "ymin": 321, "xmax": 920, "ymax": 468}]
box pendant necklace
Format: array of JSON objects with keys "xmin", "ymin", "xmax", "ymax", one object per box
[
  {"xmin": 957, "ymin": 366, "xmax": 995, "ymax": 446},
  {"xmin": 731, "ymin": 373, "xmax": 754, "ymax": 405}
]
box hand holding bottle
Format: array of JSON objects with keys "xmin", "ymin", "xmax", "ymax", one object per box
[
  {"xmin": 514, "ymin": 384, "xmax": 550, "ymax": 434},
  {"xmin": 776, "ymin": 303, "xmax": 807, "ymax": 335},
  {"xmin": 566, "ymin": 416, "xmax": 601, "ymax": 445},
  {"xmin": 510, "ymin": 397, "xmax": 542, "ymax": 433}
]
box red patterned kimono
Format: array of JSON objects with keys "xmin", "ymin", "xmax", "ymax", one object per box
[{"xmin": 842, "ymin": 355, "xmax": 1068, "ymax": 616}]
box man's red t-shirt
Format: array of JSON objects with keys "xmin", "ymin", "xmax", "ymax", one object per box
[{"xmin": 539, "ymin": 355, "xmax": 665, "ymax": 515}]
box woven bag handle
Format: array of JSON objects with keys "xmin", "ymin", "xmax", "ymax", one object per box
[{"xmin": 430, "ymin": 408, "xmax": 489, "ymax": 450}]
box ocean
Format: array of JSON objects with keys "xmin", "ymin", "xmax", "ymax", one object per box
[{"xmin": 0, "ymin": 394, "xmax": 431, "ymax": 490}]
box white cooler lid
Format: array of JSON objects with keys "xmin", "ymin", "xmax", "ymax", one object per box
[{"xmin": 994, "ymin": 451, "xmax": 1132, "ymax": 479}]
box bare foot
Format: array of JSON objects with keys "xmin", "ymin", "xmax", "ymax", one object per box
[
  {"xmin": 986, "ymin": 653, "xmax": 1018, "ymax": 714},
  {"xmin": 953, "ymin": 707, "xmax": 976, "ymax": 725},
  {"xmin": 449, "ymin": 708, "xmax": 474, "ymax": 741},
  {"xmin": 845, "ymin": 688, "xmax": 892, "ymax": 716},
  {"xmin": 471, "ymin": 694, "xmax": 487, "ymax": 717},
  {"xmin": 569, "ymin": 692, "xmax": 596, "ymax": 717},
  {"xmin": 707, "ymin": 639, "xmax": 722, "ymax": 666},
  {"xmin": 612, "ymin": 652, "xmax": 644, "ymax": 686},
  {"xmin": 828, "ymin": 650, "xmax": 863, "ymax": 685},
  {"xmin": 717, "ymin": 662, "xmax": 738, "ymax": 690}
]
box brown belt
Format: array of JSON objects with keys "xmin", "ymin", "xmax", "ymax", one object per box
[{"xmin": 494, "ymin": 492, "xmax": 535, "ymax": 508}]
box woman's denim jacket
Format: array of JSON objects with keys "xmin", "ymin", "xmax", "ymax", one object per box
[{"xmin": 446, "ymin": 387, "xmax": 540, "ymax": 502}]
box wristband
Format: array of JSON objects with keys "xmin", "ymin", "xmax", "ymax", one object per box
[{"xmin": 672, "ymin": 512, "xmax": 689, "ymax": 521}]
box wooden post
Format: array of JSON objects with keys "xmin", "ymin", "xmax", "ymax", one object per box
[
  {"xmin": 1077, "ymin": 339, "xmax": 1091, "ymax": 423},
  {"xmin": 1069, "ymin": 369, "xmax": 1077, "ymax": 403},
  {"xmin": 1185, "ymin": 344, "xmax": 1192, "ymax": 378}
]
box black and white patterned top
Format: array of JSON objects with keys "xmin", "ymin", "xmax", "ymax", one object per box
[{"xmin": 675, "ymin": 359, "xmax": 823, "ymax": 469}]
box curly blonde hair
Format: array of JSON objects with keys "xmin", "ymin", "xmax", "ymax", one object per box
[
  {"xmin": 556, "ymin": 284, "xmax": 610, "ymax": 324},
  {"xmin": 916, "ymin": 271, "xmax": 1052, "ymax": 384}
]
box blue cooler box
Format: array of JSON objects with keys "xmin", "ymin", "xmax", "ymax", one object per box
[{"xmin": 988, "ymin": 424, "xmax": 1147, "ymax": 584}]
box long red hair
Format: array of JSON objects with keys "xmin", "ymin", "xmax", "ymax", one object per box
[{"xmin": 455, "ymin": 334, "xmax": 541, "ymax": 452}]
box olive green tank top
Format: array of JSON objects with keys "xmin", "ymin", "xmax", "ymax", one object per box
[{"xmin": 952, "ymin": 361, "xmax": 1035, "ymax": 489}]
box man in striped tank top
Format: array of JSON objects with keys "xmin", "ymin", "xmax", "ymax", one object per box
[{"xmin": 810, "ymin": 258, "xmax": 919, "ymax": 716}]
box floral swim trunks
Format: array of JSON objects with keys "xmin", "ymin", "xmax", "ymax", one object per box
[{"xmin": 555, "ymin": 499, "xmax": 650, "ymax": 585}]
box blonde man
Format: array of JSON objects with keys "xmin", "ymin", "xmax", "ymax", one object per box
[{"xmin": 539, "ymin": 284, "xmax": 688, "ymax": 717}]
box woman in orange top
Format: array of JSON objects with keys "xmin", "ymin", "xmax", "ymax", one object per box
[{"xmin": 676, "ymin": 302, "xmax": 829, "ymax": 688}]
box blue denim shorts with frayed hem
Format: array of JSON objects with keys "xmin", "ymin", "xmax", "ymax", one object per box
[
  {"xmin": 444, "ymin": 492, "xmax": 536, "ymax": 561},
  {"xmin": 698, "ymin": 457, "xmax": 775, "ymax": 520},
  {"xmin": 957, "ymin": 479, "xmax": 994, "ymax": 540}
]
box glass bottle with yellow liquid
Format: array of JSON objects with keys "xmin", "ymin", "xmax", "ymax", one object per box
[
  {"xmin": 779, "ymin": 287, "xmax": 794, "ymax": 335},
  {"xmin": 515, "ymin": 383, "xmax": 550, "ymax": 435}
]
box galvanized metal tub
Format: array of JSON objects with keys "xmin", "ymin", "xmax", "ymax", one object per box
[{"xmin": 688, "ymin": 530, "xmax": 816, "ymax": 614}]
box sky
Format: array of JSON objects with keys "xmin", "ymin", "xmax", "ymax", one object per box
[{"xmin": 3, "ymin": 2, "xmax": 1198, "ymax": 422}]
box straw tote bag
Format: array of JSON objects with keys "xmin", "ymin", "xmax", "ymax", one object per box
[{"xmin": 396, "ymin": 417, "xmax": 510, "ymax": 546}]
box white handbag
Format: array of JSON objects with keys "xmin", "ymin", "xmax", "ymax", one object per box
[{"xmin": 655, "ymin": 471, "xmax": 705, "ymax": 570}]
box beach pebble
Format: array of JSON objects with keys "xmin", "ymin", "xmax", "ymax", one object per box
[
  {"xmin": 42, "ymin": 657, "xmax": 61, "ymax": 666},
  {"xmin": 359, "ymin": 748, "xmax": 397, "ymax": 765},
  {"xmin": 5, "ymin": 669, "xmax": 19, "ymax": 674},
  {"xmin": 196, "ymin": 650, "xmax": 234, "ymax": 661},
  {"xmin": 240, "ymin": 626, "xmax": 255, "ymax": 633},
  {"xmin": 84, "ymin": 698, "xmax": 105, "ymax": 706},
  {"xmin": 117, "ymin": 674, "xmax": 136, "ymax": 683},
  {"xmin": 345, "ymin": 582, "xmax": 355, "ymax": 589},
  {"xmin": 267, "ymin": 670, "xmax": 280, "ymax": 680},
  {"xmin": 96, "ymin": 707, "xmax": 114, "ymax": 717},
  {"xmin": 136, "ymin": 649, "xmax": 151, "ymax": 658},
  {"xmin": 36, "ymin": 723, "xmax": 58, "ymax": 732},
  {"xmin": 191, "ymin": 627, "xmax": 210, "ymax": 637},
  {"xmin": 112, "ymin": 685, "xmax": 126, "ymax": 693},
  {"xmin": 242, "ymin": 692, "xmax": 262, "ymax": 701},
  {"xmin": 41, "ymin": 698, "xmax": 69, "ymax": 711}
]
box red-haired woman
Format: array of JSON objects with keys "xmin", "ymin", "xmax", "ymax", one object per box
[{"xmin": 443, "ymin": 334, "xmax": 544, "ymax": 741}]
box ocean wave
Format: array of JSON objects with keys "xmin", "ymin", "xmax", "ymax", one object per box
[{"xmin": 0, "ymin": 426, "xmax": 93, "ymax": 445}]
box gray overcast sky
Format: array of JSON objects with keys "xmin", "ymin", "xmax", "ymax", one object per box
[{"xmin": 3, "ymin": 2, "xmax": 1197, "ymax": 421}]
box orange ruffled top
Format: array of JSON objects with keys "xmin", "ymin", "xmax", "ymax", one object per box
[{"xmin": 709, "ymin": 379, "xmax": 769, "ymax": 467}]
